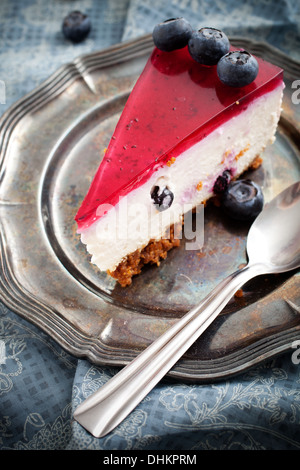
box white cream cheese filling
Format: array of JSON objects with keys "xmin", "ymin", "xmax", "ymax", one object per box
[{"xmin": 80, "ymin": 84, "xmax": 283, "ymax": 272}]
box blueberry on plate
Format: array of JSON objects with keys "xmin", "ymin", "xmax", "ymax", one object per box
[
  {"xmin": 222, "ymin": 179, "xmax": 264, "ymax": 221},
  {"xmin": 62, "ymin": 11, "xmax": 91, "ymax": 43},
  {"xmin": 188, "ymin": 27, "xmax": 230, "ymax": 65},
  {"xmin": 151, "ymin": 185, "xmax": 174, "ymax": 211},
  {"xmin": 152, "ymin": 18, "xmax": 193, "ymax": 52},
  {"xmin": 217, "ymin": 50, "xmax": 259, "ymax": 87}
]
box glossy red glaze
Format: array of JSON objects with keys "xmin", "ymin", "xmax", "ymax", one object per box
[{"xmin": 76, "ymin": 46, "xmax": 283, "ymax": 231}]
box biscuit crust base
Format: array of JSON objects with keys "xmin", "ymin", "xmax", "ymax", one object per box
[{"xmin": 108, "ymin": 225, "xmax": 181, "ymax": 287}]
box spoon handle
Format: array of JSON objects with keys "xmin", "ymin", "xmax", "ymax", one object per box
[{"xmin": 74, "ymin": 263, "xmax": 261, "ymax": 437}]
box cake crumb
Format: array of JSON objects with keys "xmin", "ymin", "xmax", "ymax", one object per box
[
  {"xmin": 234, "ymin": 288, "xmax": 244, "ymax": 298},
  {"xmin": 221, "ymin": 148, "xmax": 232, "ymax": 164},
  {"xmin": 250, "ymin": 155, "xmax": 263, "ymax": 169},
  {"xmin": 196, "ymin": 181, "xmax": 203, "ymax": 191},
  {"xmin": 235, "ymin": 143, "xmax": 250, "ymax": 161},
  {"xmin": 166, "ymin": 157, "xmax": 176, "ymax": 167}
]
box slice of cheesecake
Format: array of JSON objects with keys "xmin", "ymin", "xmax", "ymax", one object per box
[{"xmin": 75, "ymin": 43, "xmax": 283, "ymax": 286}]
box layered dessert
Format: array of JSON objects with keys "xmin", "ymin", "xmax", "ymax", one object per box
[{"xmin": 75, "ymin": 21, "xmax": 284, "ymax": 286}]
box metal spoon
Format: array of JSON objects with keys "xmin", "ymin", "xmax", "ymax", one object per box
[{"xmin": 74, "ymin": 181, "xmax": 300, "ymax": 438}]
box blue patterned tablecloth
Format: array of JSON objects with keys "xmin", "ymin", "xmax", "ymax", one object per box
[{"xmin": 1, "ymin": 0, "xmax": 300, "ymax": 451}]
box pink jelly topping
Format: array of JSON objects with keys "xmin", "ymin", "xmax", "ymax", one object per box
[{"xmin": 76, "ymin": 46, "xmax": 283, "ymax": 231}]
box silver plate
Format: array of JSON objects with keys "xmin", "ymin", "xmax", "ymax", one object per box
[{"xmin": 0, "ymin": 35, "xmax": 299, "ymax": 381}]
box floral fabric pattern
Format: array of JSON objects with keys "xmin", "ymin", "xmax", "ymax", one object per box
[{"xmin": 1, "ymin": 302, "xmax": 300, "ymax": 450}]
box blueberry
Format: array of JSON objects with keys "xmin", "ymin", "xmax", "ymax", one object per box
[
  {"xmin": 222, "ymin": 180, "xmax": 264, "ymax": 221},
  {"xmin": 217, "ymin": 50, "xmax": 259, "ymax": 87},
  {"xmin": 188, "ymin": 27, "xmax": 230, "ymax": 65},
  {"xmin": 213, "ymin": 170, "xmax": 232, "ymax": 194},
  {"xmin": 152, "ymin": 18, "xmax": 193, "ymax": 52},
  {"xmin": 62, "ymin": 11, "xmax": 91, "ymax": 43},
  {"xmin": 151, "ymin": 186, "xmax": 174, "ymax": 211}
]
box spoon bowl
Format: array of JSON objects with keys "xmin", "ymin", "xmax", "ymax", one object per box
[{"xmin": 247, "ymin": 181, "xmax": 300, "ymax": 272}]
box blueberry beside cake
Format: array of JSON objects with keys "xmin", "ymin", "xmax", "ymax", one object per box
[{"xmin": 75, "ymin": 20, "xmax": 284, "ymax": 286}]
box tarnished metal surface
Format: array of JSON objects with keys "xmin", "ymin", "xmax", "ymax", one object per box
[{"xmin": 0, "ymin": 35, "xmax": 299, "ymax": 381}]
